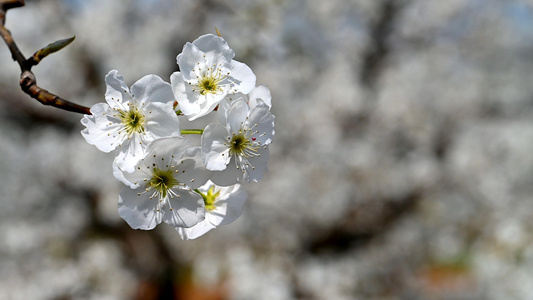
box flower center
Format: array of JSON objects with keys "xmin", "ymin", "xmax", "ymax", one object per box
[
  {"xmin": 202, "ymin": 186, "xmax": 220, "ymax": 211},
  {"xmin": 193, "ymin": 63, "xmax": 229, "ymax": 96},
  {"xmin": 149, "ymin": 167, "xmax": 179, "ymax": 199},
  {"xmin": 119, "ymin": 106, "xmax": 145, "ymax": 135},
  {"xmin": 199, "ymin": 77, "xmax": 219, "ymax": 95},
  {"xmin": 229, "ymin": 132, "xmax": 257, "ymax": 157}
]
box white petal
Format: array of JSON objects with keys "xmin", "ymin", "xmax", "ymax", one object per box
[
  {"xmin": 145, "ymin": 136, "xmax": 190, "ymax": 161},
  {"xmin": 170, "ymin": 72, "xmax": 203, "ymax": 119},
  {"xmin": 170, "ymin": 72, "xmax": 192, "ymax": 110},
  {"xmin": 217, "ymin": 98, "xmax": 232, "ymax": 124},
  {"xmin": 209, "ymin": 184, "xmax": 247, "ymax": 226},
  {"xmin": 248, "ymin": 85, "xmax": 272, "ymax": 109},
  {"xmin": 116, "ymin": 157, "xmax": 151, "ymax": 189},
  {"xmin": 210, "ymin": 146, "xmax": 269, "ymax": 185},
  {"xmin": 243, "ymin": 146, "xmax": 270, "ymax": 182},
  {"xmin": 118, "ymin": 186, "xmax": 163, "ymax": 230},
  {"xmin": 104, "ymin": 70, "xmax": 131, "ymax": 108},
  {"xmin": 163, "ymin": 189, "xmax": 205, "ymax": 228},
  {"xmin": 202, "ymin": 123, "xmax": 231, "ymax": 171},
  {"xmin": 177, "ymin": 42, "xmax": 206, "ymax": 82},
  {"xmin": 247, "ymin": 100, "xmax": 275, "ymax": 145},
  {"xmin": 209, "ymin": 157, "xmax": 241, "ymax": 186},
  {"xmin": 177, "ymin": 219, "xmax": 216, "ymax": 240},
  {"xmin": 81, "ymin": 103, "xmax": 123, "ymax": 153},
  {"xmin": 112, "ymin": 160, "xmax": 131, "ymax": 186},
  {"xmin": 192, "ymin": 34, "xmax": 234, "ymax": 60},
  {"xmin": 130, "ymin": 74, "xmax": 174, "ymax": 105},
  {"xmin": 185, "ymin": 86, "xmax": 223, "ymax": 121},
  {"xmin": 229, "ymin": 60, "xmax": 256, "ymax": 94},
  {"xmin": 114, "ymin": 134, "xmax": 145, "ymax": 173},
  {"xmin": 176, "ymin": 147, "xmax": 213, "ymax": 189},
  {"xmin": 144, "ymin": 102, "xmax": 181, "ymax": 139},
  {"xmin": 227, "ymin": 98, "xmax": 249, "ymax": 133}
]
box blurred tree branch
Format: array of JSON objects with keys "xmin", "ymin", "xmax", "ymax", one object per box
[
  {"xmin": 0, "ymin": 0, "xmax": 91, "ymax": 115},
  {"xmin": 360, "ymin": 0, "xmax": 405, "ymax": 89}
]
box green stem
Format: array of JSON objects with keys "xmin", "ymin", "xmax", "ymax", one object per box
[
  {"xmin": 194, "ymin": 189, "xmax": 207, "ymax": 202},
  {"xmin": 181, "ymin": 129, "xmax": 204, "ymax": 135}
]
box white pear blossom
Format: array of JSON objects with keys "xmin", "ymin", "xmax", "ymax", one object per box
[
  {"xmin": 81, "ymin": 70, "xmax": 180, "ymax": 172},
  {"xmin": 116, "ymin": 136, "xmax": 212, "ymax": 230},
  {"xmin": 170, "ymin": 34, "xmax": 256, "ymax": 121},
  {"xmin": 177, "ymin": 181, "xmax": 247, "ymax": 240},
  {"xmin": 202, "ymin": 98, "xmax": 274, "ymax": 186}
]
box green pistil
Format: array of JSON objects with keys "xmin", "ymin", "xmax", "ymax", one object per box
[
  {"xmin": 149, "ymin": 167, "xmax": 179, "ymax": 198},
  {"xmin": 119, "ymin": 106, "xmax": 145, "ymax": 135},
  {"xmin": 229, "ymin": 133, "xmax": 253, "ymax": 157},
  {"xmin": 197, "ymin": 186, "xmax": 220, "ymax": 211},
  {"xmin": 199, "ymin": 77, "xmax": 218, "ymax": 95}
]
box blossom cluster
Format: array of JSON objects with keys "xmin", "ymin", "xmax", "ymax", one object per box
[{"xmin": 81, "ymin": 34, "xmax": 274, "ymax": 240}]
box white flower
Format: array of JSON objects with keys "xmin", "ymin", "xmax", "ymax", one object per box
[
  {"xmin": 177, "ymin": 181, "xmax": 247, "ymax": 240},
  {"xmin": 81, "ymin": 70, "xmax": 180, "ymax": 172},
  {"xmin": 202, "ymin": 98, "xmax": 274, "ymax": 186},
  {"xmin": 117, "ymin": 136, "xmax": 212, "ymax": 230},
  {"xmin": 170, "ymin": 34, "xmax": 256, "ymax": 121}
]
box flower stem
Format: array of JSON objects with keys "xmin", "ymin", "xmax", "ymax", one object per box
[
  {"xmin": 194, "ymin": 189, "xmax": 207, "ymax": 202},
  {"xmin": 181, "ymin": 129, "xmax": 204, "ymax": 135}
]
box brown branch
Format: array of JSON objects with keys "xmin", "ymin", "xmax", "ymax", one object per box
[
  {"xmin": 1, "ymin": 0, "xmax": 23, "ymax": 14},
  {"xmin": 0, "ymin": 0, "xmax": 91, "ymax": 115}
]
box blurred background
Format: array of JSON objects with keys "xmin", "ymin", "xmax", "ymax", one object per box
[{"xmin": 1, "ymin": 0, "xmax": 533, "ymax": 299}]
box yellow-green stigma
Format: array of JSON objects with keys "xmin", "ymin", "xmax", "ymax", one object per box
[
  {"xmin": 198, "ymin": 76, "xmax": 219, "ymax": 95},
  {"xmin": 149, "ymin": 167, "xmax": 179, "ymax": 199},
  {"xmin": 119, "ymin": 106, "xmax": 145, "ymax": 135},
  {"xmin": 229, "ymin": 132, "xmax": 255, "ymax": 157},
  {"xmin": 202, "ymin": 186, "xmax": 220, "ymax": 211}
]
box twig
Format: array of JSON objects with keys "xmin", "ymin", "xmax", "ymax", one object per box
[{"xmin": 0, "ymin": 0, "xmax": 91, "ymax": 115}]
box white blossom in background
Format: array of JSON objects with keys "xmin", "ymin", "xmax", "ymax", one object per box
[
  {"xmin": 202, "ymin": 98, "xmax": 274, "ymax": 186},
  {"xmin": 81, "ymin": 70, "xmax": 180, "ymax": 172},
  {"xmin": 116, "ymin": 137, "xmax": 212, "ymax": 230},
  {"xmin": 170, "ymin": 34, "xmax": 256, "ymax": 121},
  {"xmin": 178, "ymin": 180, "xmax": 247, "ymax": 240}
]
